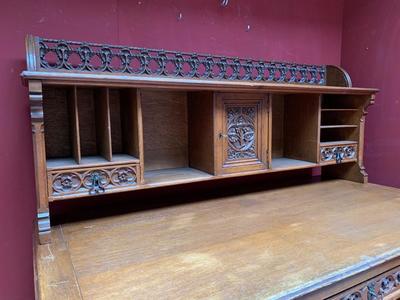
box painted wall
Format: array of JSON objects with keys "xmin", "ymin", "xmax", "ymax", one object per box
[
  {"xmin": 341, "ymin": 0, "xmax": 400, "ymax": 188},
  {"xmin": 0, "ymin": 1, "xmax": 344, "ymax": 299}
]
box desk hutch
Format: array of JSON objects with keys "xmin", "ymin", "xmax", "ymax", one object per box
[{"xmin": 22, "ymin": 35, "xmax": 377, "ymax": 243}]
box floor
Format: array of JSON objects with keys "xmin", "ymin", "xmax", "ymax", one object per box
[{"xmin": 36, "ymin": 180, "xmax": 400, "ymax": 300}]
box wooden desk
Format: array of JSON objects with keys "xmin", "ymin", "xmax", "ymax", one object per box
[{"xmin": 35, "ymin": 180, "xmax": 400, "ymax": 299}]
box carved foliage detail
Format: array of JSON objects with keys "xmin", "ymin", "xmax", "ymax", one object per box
[
  {"xmin": 226, "ymin": 106, "xmax": 257, "ymax": 160},
  {"xmin": 50, "ymin": 165, "xmax": 137, "ymax": 196},
  {"xmin": 36, "ymin": 37, "xmax": 326, "ymax": 85}
]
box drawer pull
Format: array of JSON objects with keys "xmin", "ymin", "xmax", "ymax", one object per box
[
  {"xmin": 334, "ymin": 147, "xmax": 345, "ymax": 164},
  {"xmin": 88, "ymin": 172, "xmax": 106, "ymax": 195}
]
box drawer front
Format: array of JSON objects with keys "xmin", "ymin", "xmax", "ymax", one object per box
[
  {"xmin": 47, "ymin": 164, "xmax": 139, "ymax": 200},
  {"xmin": 320, "ymin": 144, "xmax": 357, "ymax": 164}
]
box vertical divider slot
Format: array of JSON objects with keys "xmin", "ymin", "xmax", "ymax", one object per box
[
  {"xmin": 67, "ymin": 86, "xmax": 81, "ymax": 164},
  {"xmin": 109, "ymin": 88, "xmax": 141, "ymax": 162},
  {"xmin": 77, "ymin": 87, "xmax": 112, "ymax": 164},
  {"xmin": 94, "ymin": 88, "xmax": 113, "ymax": 161}
]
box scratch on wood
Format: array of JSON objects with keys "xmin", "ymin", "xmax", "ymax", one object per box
[
  {"xmin": 42, "ymin": 244, "xmax": 54, "ymax": 261},
  {"xmin": 47, "ymin": 280, "xmax": 70, "ymax": 287}
]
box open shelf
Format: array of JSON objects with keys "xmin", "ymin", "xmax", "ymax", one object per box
[
  {"xmin": 140, "ymin": 89, "xmax": 214, "ymax": 185},
  {"xmin": 320, "ymin": 127, "xmax": 359, "ymax": 143},
  {"xmin": 320, "ymin": 94, "xmax": 363, "ymax": 144},
  {"xmin": 271, "ymin": 158, "xmax": 317, "ymax": 170},
  {"xmin": 144, "ymin": 167, "xmax": 213, "ymax": 186},
  {"xmin": 321, "ymin": 94, "xmax": 366, "ymax": 109},
  {"xmin": 321, "ymin": 110, "xmax": 360, "ymax": 126},
  {"xmin": 271, "ymin": 93, "xmax": 320, "ymax": 164}
]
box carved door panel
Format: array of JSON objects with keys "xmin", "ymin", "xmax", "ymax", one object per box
[{"xmin": 215, "ymin": 93, "xmax": 269, "ymax": 174}]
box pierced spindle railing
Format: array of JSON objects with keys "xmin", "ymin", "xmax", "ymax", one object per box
[{"xmin": 27, "ymin": 36, "xmax": 327, "ymax": 85}]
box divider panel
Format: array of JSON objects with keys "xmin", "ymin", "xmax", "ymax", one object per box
[{"xmin": 67, "ymin": 86, "xmax": 81, "ymax": 164}]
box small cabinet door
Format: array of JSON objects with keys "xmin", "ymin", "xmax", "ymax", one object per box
[{"xmin": 215, "ymin": 93, "xmax": 269, "ymax": 174}]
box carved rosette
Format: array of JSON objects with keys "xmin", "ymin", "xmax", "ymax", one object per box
[
  {"xmin": 35, "ymin": 37, "xmax": 326, "ymax": 85},
  {"xmin": 226, "ymin": 106, "xmax": 256, "ymax": 160},
  {"xmin": 111, "ymin": 167, "xmax": 137, "ymax": 186},
  {"xmin": 49, "ymin": 164, "xmax": 138, "ymax": 198},
  {"xmin": 52, "ymin": 172, "xmax": 81, "ymax": 193},
  {"xmin": 320, "ymin": 145, "xmax": 357, "ymax": 164}
]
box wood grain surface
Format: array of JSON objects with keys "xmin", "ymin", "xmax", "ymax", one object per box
[{"xmin": 36, "ymin": 180, "xmax": 400, "ymax": 300}]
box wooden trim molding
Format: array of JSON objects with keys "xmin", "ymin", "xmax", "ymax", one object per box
[
  {"xmin": 21, "ymin": 70, "xmax": 378, "ymax": 95},
  {"xmin": 273, "ymin": 248, "xmax": 400, "ymax": 300}
]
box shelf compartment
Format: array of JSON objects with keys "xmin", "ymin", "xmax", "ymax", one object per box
[
  {"xmin": 109, "ymin": 88, "xmax": 141, "ymax": 162},
  {"xmin": 321, "ymin": 110, "xmax": 360, "ymax": 126},
  {"xmin": 320, "ymin": 126, "xmax": 359, "ymax": 143},
  {"xmin": 321, "ymin": 94, "xmax": 368, "ymax": 109},
  {"xmin": 44, "ymin": 86, "xmax": 142, "ymax": 172},
  {"xmin": 43, "ymin": 86, "xmax": 81, "ymax": 163},
  {"xmin": 271, "ymin": 93, "xmax": 320, "ymax": 163},
  {"xmin": 140, "ymin": 89, "xmax": 214, "ymax": 180},
  {"xmin": 77, "ymin": 87, "xmax": 112, "ymax": 161}
]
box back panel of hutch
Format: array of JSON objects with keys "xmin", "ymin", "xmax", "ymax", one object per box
[{"xmin": 22, "ymin": 35, "xmax": 377, "ymax": 245}]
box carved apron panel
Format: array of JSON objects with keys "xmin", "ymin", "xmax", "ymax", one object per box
[
  {"xmin": 320, "ymin": 144, "xmax": 357, "ymax": 164},
  {"xmin": 48, "ymin": 164, "xmax": 138, "ymax": 199}
]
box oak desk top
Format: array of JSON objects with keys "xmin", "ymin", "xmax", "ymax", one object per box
[{"xmin": 36, "ymin": 180, "xmax": 400, "ymax": 299}]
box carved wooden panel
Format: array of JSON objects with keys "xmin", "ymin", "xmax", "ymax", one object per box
[
  {"xmin": 216, "ymin": 94, "xmax": 269, "ymax": 175},
  {"xmin": 47, "ymin": 164, "xmax": 139, "ymax": 200},
  {"xmin": 320, "ymin": 143, "xmax": 358, "ymax": 164},
  {"xmin": 226, "ymin": 106, "xmax": 257, "ymax": 160}
]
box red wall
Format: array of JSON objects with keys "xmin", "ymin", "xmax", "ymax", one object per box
[
  {"xmin": 341, "ymin": 0, "xmax": 400, "ymax": 188},
  {"xmin": 0, "ymin": 1, "xmax": 344, "ymax": 299}
]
